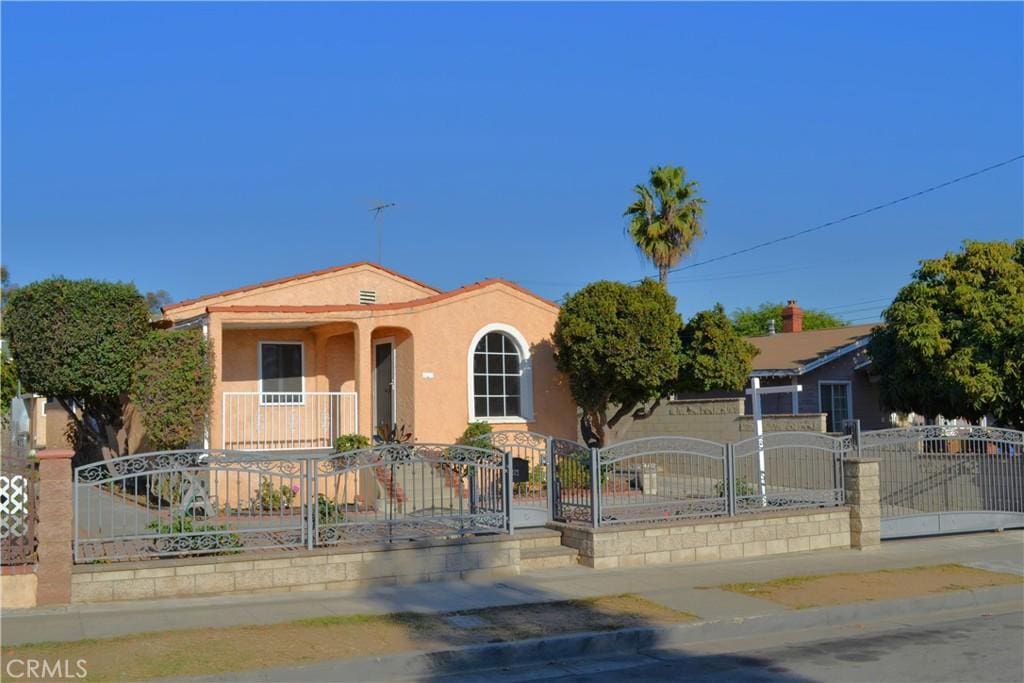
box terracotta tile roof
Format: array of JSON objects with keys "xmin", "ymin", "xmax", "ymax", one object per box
[
  {"xmin": 747, "ymin": 323, "xmax": 879, "ymax": 373},
  {"xmin": 163, "ymin": 261, "xmax": 441, "ymax": 312},
  {"xmin": 204, "ymin": 278, "xmax": 559, "ymax": 315}
]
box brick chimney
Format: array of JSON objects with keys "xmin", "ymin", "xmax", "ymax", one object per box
[{"xmin": 781, "ymin": 299, "xmax": 803, "ymax": 333}]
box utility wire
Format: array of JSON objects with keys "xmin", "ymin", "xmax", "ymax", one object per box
[{"xmin": 664, "ymin": 154, "xmax": 1024, "ymax": 274}]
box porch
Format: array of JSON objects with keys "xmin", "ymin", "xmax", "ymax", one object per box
[
  {"xmin": 213, "ymin": 319, "xmax": 411, "ymax": 451},
  {"xmin": 221, "ymin": 391, "xmax": 358, "ymax": 451}
]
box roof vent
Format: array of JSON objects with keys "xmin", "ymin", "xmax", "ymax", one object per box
[{"xmin": 358, "ymin": 290, "xmax": 377, "ymax": 305}]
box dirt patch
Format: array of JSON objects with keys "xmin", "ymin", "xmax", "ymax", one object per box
[
  {"xmin": 719, "ymin": 564, "xmax": 1023, "ymax": 609},
  {"xmin": 1, "ymin": 594, "xmax": 693, "ymax": 681}
]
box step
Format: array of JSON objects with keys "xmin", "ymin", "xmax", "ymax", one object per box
[
  {"xmin": 515, "ymin": 528, "xmax": 564, "ymax": 550},
  {"xmin": 520, "ymin": 545, "xmax": 580, "ymax": 571}
]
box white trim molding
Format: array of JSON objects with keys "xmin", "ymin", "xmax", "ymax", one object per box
[{"xmin": 466, "ymin": 323, "xmax": 535, "ymax": 424}]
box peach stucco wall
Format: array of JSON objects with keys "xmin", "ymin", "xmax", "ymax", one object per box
[
  {"xmin": 206, "ymin": 282, "xmax": 577, "ymax": 448},
  {"xmin": 168, "ymin": 265, "xmax": 437, "ymax": 320}
]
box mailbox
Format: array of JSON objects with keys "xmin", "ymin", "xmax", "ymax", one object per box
[{"xmin": 512, "ymin": 457, "xmax": 530, "ymax": 483}]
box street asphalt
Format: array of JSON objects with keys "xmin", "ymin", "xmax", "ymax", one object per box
[{"xmin": 446, "ymin": 604, "xmax": 1024, "ymax": 683}]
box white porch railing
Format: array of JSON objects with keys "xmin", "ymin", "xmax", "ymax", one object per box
[{"xmin": 221, "ymin": 392, "xmax": 358, "ymax": 451}]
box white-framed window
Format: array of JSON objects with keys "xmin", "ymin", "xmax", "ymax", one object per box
[
  {"xmin": 818, "ymin": 381, "xmax": 852, "ymax": 432},
  {"xmin": 467, "ymin": 324, "xmax": 534, "ymax": 423},
  {"xmin": 259, "ymin": 341, "xmax": 304, "ymax": 404}
]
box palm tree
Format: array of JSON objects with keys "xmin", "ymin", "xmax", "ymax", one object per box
[{"xmin": 624, "ymin": 166, "xmax": 706, "ymax": 286}]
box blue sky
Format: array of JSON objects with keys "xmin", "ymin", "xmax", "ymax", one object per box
[{"xmin": 3, "ymin": 2, "xmax": 1022, "ymax": 324}]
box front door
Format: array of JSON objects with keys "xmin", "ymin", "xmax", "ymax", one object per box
[{"xmin": 374, "ymin": 341, "xmax": 395, "ymax": 429}]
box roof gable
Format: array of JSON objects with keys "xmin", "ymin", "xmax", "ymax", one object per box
[{"xmin": 163, "ymin": 262, "xmax": 441, "ymax": 320}]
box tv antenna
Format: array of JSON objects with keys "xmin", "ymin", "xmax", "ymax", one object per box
[{"xmin": 369, "ymin": 201, "xmax": 396, "ymax": 264}]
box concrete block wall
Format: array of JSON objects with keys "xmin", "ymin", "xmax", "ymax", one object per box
[
  {"xmin": 71, "ymin": 536, "xmax": 520, "ymax": 604},
  {"xmin": 555, "ymin": 508, "xmax": 851, "ymax": 569},
  {"xmin": 613, "ymin": 398, "xmax": 826, "ymax": 444}
]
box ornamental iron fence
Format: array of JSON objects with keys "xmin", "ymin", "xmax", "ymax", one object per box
[
  {"xmin": 731, "ymin": 432, "xmax": 847, "ymax": 513},
  {"xmin": 73, "ymin": 444, "xmax": 510, "ymax": 563},
  {"xmin": 552, "ymin": 433, "xmax": 846, "ymax": 528},
  {"xmin": 597, "ymin": 437, "xmax": 729, "ymax": 525},
  {"xmin": 860, "ymin": 426, "xmax": 1024, "ymax": 538},
  {"xmin": 312, "ymin": 443, "xmax": 511, "ymax": 547}
]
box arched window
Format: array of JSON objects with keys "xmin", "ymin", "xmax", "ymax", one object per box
[{"xmin": 467, "ymin": 325, "xmax": 533, "ymax": 422}]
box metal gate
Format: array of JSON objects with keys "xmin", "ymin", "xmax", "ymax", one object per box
[
  {"xmin": 860, "ymin": 426, "xmax": 1024, "ymax": 539},
  {"xmin": 483, "ymin": 431, "xmax": 552, "ymax": 528}
]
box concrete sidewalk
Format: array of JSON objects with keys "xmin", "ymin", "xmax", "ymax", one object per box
[{"xmin": 2, "ymin": 530, "xmax": 1022, "ymax": 647}]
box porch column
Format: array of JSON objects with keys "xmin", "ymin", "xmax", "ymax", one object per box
[
  {"xmin": 355, "ymin": 322, "xmax": 374, "ymax": 438},
  {"xmin": 313, "ymin": 332, "xmax": 329, "ymax": 392}
]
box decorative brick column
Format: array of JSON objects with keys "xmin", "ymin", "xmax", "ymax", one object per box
[
  {"xmin": 35, "ymin": 448, "xmax": 74, "ymax": 605},
  {"xmin": 843, "ymin": 458, "xmax": 881, "ymax": 550}
]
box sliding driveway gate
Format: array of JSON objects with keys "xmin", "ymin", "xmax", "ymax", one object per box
[{"xmin": 858, "ymin": 426, "xmax": 1024, "ymax": 539}]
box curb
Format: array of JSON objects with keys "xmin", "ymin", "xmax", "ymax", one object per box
[{"xmin": 183, "ymin": 584, "xmax": 1024, "ymax": 682}]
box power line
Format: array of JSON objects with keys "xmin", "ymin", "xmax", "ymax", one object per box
[
  {"xmin": 664, "ymin": 154, "xmax": 1024, "ymax": 274},
  {"xmin": 821, "ymin": 297, "xmax": 891, "ymax": 312}
]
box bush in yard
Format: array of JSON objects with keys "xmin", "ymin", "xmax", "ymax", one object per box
[
  {"xmin": 5, "ymin": 278, "xmax": 151, "ymax": 460},
  {"xmin": 456, "ymin": 421, "xmax": 493, "ymax": 450},
  {"xmin": 869, "ymin": 239, "xmax": 1024, "ymax": 428},
  {"xmin": 130, "ymin": 329, "xmax": 213, "ymax": 450},
  {"xmin": 147, "ymin": 516, "xmax": 242, "ymax": 556},
  {"xmin": 334, "ymin": 433, "xmax": 371, "ymax": 452},
  {"xmin": 316, "ymin": 494, "xmax": 344, "ymax": 524},
  {"xmin": 254, "ymin": 476, "xmax": 297, "ymax": 511}
]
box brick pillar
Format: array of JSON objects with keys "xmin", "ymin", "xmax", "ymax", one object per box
[
  {"xmin": 843, "ymin": 458, "xmax": 881, "ymax": 550},
  {"xmin": 35, "ymin": 448, "xmax": 74, "ymax": 605}
]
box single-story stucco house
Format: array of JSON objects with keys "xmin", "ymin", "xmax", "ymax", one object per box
[{"xmin": 159, "ymin": 262, "xmax": 579, "ymax": 451}]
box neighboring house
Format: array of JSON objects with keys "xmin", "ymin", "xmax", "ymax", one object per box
[
  {"xmin": 160, "ymin": 262, "xmax": 578, "ymax": 451},
  {"xmin": 741, "ymin": 301, "xmax": 889, "ymax": 432},
  {"xmin": 633, "ymin": 301, "xmax": 890, "ymax": 441}
]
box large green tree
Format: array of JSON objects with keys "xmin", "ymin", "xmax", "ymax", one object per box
[
  {"xmin": 6, "ymin": 278, "xmax": 214, "ymax": 459},
  {"xmin": 553, "ymin": 281, "xmax": 756, "ymax": 446},
  {"xmin": 868, "ymin": 239, "xmax": 1024, "ymax": 428},
  {"xmin": 730, "ymin": 302, "xmax": 847, "ymax": 337},
  {"xmin": 676, "ymin": 305, "xmax": 759, "ymax": 394},
  {"xmin": 624, "ymin": 165, "xmax": 706, "ymax": 286},
  {"xmin": 6, "ymin": 279, "xmax": 152, "ymax": 459}
]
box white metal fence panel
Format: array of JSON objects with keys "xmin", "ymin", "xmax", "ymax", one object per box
[{"xmin": 221, "ymin": 392, "xmax": 358, "ymax": 451}]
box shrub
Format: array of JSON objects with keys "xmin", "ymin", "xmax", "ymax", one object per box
[
  {"xmin": 146, "ymin": 516, "xmax": 242, "ymax": 556},
  {"xmin": 456, "ymin": 421, "xmax": 493, "ymax": 450},
  {"xmin": 131, "ymin": 329, "xmax": 213, "ymax": 450},
  {"xmin": 255, "ymin": 476, "xmax": 297, "ymax": 511},
  {"xmin": 316, "ymin": 494, "xmax": 344, "ymax": 524},
  {"xmin": 334, "ymin": 433, "xmax": 371, "ymax": 453},
  {"xmin": 375, "ymin": 423, "xmax": 412, "ymax": 444},
  {"xmin": 556, "ymin": 458, "xmax": 591, "ymax": 490},
  {"xmin": 714, "ymin": 478, "xmax": 756, "ymax": 497}
]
